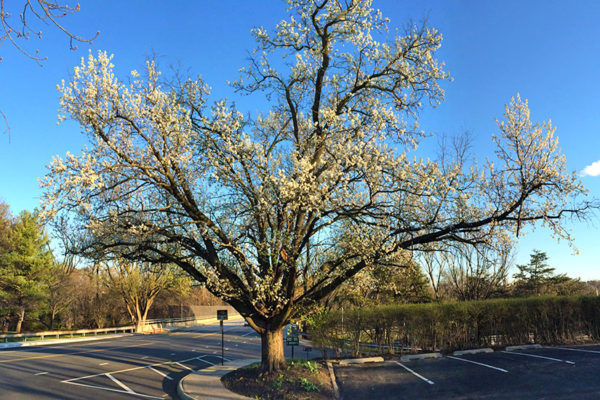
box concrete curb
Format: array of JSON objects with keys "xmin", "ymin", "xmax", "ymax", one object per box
[
  {"xmin": 400, "ymin": 352, "xmax": 442, "ymax": 361},
  {"xmin": 177, "ymin": 379, "xmax": 195, "ymax": 400},
  {"xmin": 0, "ymin": 333, "xmax": 131, "ymax": 349},
  {"xmin": 505, "ymin": 344, "xmax": 542, "ymax": 351},
  {"xmin": 326, "ymin": 361, "xmax": 341, "ymax": 400},
  {"xmin": 453, "ymin": 348, "xmax": 493, "ymax": 356},
  {"xmin": 339, "ymin": 356, "xmax": 385, "ymax": 365},
  {"xmin": 178, "ymin": 359, "xmax": 259, "ymax": 400}
]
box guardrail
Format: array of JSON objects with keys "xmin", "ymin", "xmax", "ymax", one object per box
[
  {"xmin": 0, "ymin": 326, "xmax": 135, "ymax": 343},
  {"xmin": 142, "ymin": 313, "xmax": 242, "ymax": 333},
  {"xmin": 0, "ymin": 313, "xmax": 243, "ymax": 343}
]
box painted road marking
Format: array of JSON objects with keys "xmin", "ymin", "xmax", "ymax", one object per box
[
  {"xmin": 502, "ymin": 351, "xmax": 575, "ymax": 364},
  {"xmin": 100, "ymin": 362, "xmax": 109, "ymax": 366},
  {"xmin": 170, "ymin": 353, "xmax": 175, "ymax": 355},
  {"xmin": 394, "ymin": 361, "xmax": 434, "ymax": 385},
  {"xmin": 34, "ymin": 371, "xmax": 48, "ymax": 375},
  {"xmin": 62, "ymin": 355, "xmax": 213, "ymax": 382},
  {"xmin": 241, "ymin": 331, "xmax": 254, "ymax": 337},
  {"xmin": 552, "ymin": 347, "xmax": 600, "ymax": 355},
  {"xmin": 63, "ymin": 380, "xmax": 163, "ymax": 399},
  {"xmin": 146, "ymin": 366, "xmax": 173, "ymax": 380},
  {"xmin": 141, "ymin": 356, "xmax": 149, "ymax": 359},
  {"xmin": 447, "ymin": 356, "xmax": 508, "ymax": 372},
  {"xmin": 106, "ymin": 373, "xmax": 134, "ymax": 393},
  {"xmin": 197, "ymin": 357, "xmax": 215, "ymax": 366},
  {"xmin": 193, "ymin": 326, "xmax": 239, "ymax": 339},
  {"xmin": 0, "ymin": 341, "xmax": 154, "ymax": 364},
  {"xmin": 174, "ymin": 362, "xmax": 193, "ymax": 371}
]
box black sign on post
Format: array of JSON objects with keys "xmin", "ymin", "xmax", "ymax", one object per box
[
  {"xmin": 217, "ymin": 309, "xmax": 228, "ymax": 321},
  {"xmin": 217, "ymin": 310, "xmax": 228, "ymax": 365},
  {"xmin": 303, "ymin": 346, "xmax": 312, "ymax": 360}
]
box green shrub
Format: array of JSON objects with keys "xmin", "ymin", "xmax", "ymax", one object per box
[{"xmin": 309, "ymin": 296, "xmax": 600, "ymax": 354}]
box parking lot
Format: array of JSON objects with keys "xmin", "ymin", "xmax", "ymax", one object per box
[{"xmin": 333, "ymin": 344, "xmax": 600, "ymax": 399}]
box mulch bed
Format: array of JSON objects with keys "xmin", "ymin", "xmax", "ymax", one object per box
[{"xmin": 221, "ymin": 359, "xmax": 335, "ymax": 399}]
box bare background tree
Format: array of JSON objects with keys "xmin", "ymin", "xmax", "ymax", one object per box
[
  {"xmin": 0, "ymin": 0, "xmax": 97, "ymax": 139},
  {"xmin": 444, "ymin": 242, "xmax": 512, "ymax": 300}
]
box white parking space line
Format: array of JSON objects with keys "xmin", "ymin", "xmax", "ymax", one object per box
[
  {"xmin": 106, "ymin": 373, "xmax": 135, "ymax": 393},
  {"xmin": 197, "ymin": 357, "xmax": 215, "ymax": 366},
  {"xmin": 502, "ymin": 351, "xmax": 575, "ymax": 364},
  {"xmin": 447, "ymin": 356, "xmax": 508, "ymax": 372},
  {"xmin": 99, "ymin": 362, "xmax": 109, "ymax": 366},
  {"xmin": 174, "ymin": 362, "xmax": 193, "ymax": 371},
  {"xmin": 394, "ymin": 361, "xmax": 434, "ymax": 385},
  {"xmin": 241, "ymin": 331, "xmax": 254, "ymax": 337},
  {"xmin": 34, "ymin": 371, "xmax": 48, "ymax": 375},
  {"xmin": 146, "ymin": 366, "xmax": 173, "ymax": 380},
  {"xmin": 552, "ymin": 347, "xmax": 600, "ymax": 355}
]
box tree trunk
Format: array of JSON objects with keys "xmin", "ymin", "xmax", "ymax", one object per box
[
  {"xmin": 260, "ymin": 326, "xmax": 285, "ymax": 373},
  {"xmin": 135, "ymin": 302, "xmax": 144, "ymax": 333},
  {"xmin": 15, "ymin": 308, "xmax": 25, "ymax": 333},
  {"xmin": 50, "ymin": 305, "xmax": 58, "ymax": 330}
]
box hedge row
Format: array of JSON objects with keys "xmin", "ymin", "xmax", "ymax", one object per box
[{"xmin": 308, "ymin": 296, "xmax": 600, "ymax": 356}]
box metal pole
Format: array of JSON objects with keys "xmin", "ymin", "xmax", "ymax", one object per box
[{"xmin": 220, "ymin": 320, "xmax": 224, "ymax": 365}]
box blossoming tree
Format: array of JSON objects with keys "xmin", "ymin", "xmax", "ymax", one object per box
[{"xmin": 43, "ymin": 0, "xmax": 594, "ymax": 372}]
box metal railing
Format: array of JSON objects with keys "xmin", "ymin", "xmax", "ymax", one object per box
[
  {"xmin": 0, "ymin": 326, "xmax": 135, "ymax": 343},
  {"xmin": 0, "ymin": 313, "xmax": 242, "ymax": 343}
]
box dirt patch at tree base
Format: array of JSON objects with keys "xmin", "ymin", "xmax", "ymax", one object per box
[{"xmin": 221, "ymin": 359, "xmax": 334, "ymax": 399}]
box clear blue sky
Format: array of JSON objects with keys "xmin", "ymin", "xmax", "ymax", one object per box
[{"xmin": 1, "ymin": 0, "xmax": 599, "ymax": 279}]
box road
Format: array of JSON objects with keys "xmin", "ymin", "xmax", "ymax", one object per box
[{"xmin": 0, "ymin": 320, "xmax": 270, "ymax": 399}]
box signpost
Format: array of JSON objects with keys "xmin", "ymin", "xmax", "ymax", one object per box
[
  {"xmin": 217, "ymin": 310, "xmax": 228, "ymax": 365},
  {"xmin": 286, "ymin": 334, "xmax": 299, "ymax": 359},
  {"xmin": 303, "ymin": 346, "xmax": 312, "ymax": 360}
]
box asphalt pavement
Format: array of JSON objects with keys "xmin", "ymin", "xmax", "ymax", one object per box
[
  {"xmin": 333, "ymin": 344, "xmax": 600, "ymax": 399},
  {"xmin": 0, "ymin": 320, "xmax": 261, "ymax": 399}
]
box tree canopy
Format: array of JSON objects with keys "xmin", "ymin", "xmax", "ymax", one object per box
[
  {"xmin": 0, "ymin": 209, "xmax": 53, "ymax": 332},
  {"xmin": 512, "ymin": 250, "xmax": 593, "ymax": 297},
  {"xmin": 42, "ymin": 0, "xmax": 595, "ymax": 372}
]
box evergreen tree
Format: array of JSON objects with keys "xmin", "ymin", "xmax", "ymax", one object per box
[
  {"xmin": 0, "ymin": 211, "xmax": 53, "ymax": 332},
  {"xmin": 512, "ymin": 250, "xmax": 591, "ymax": 297}
]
